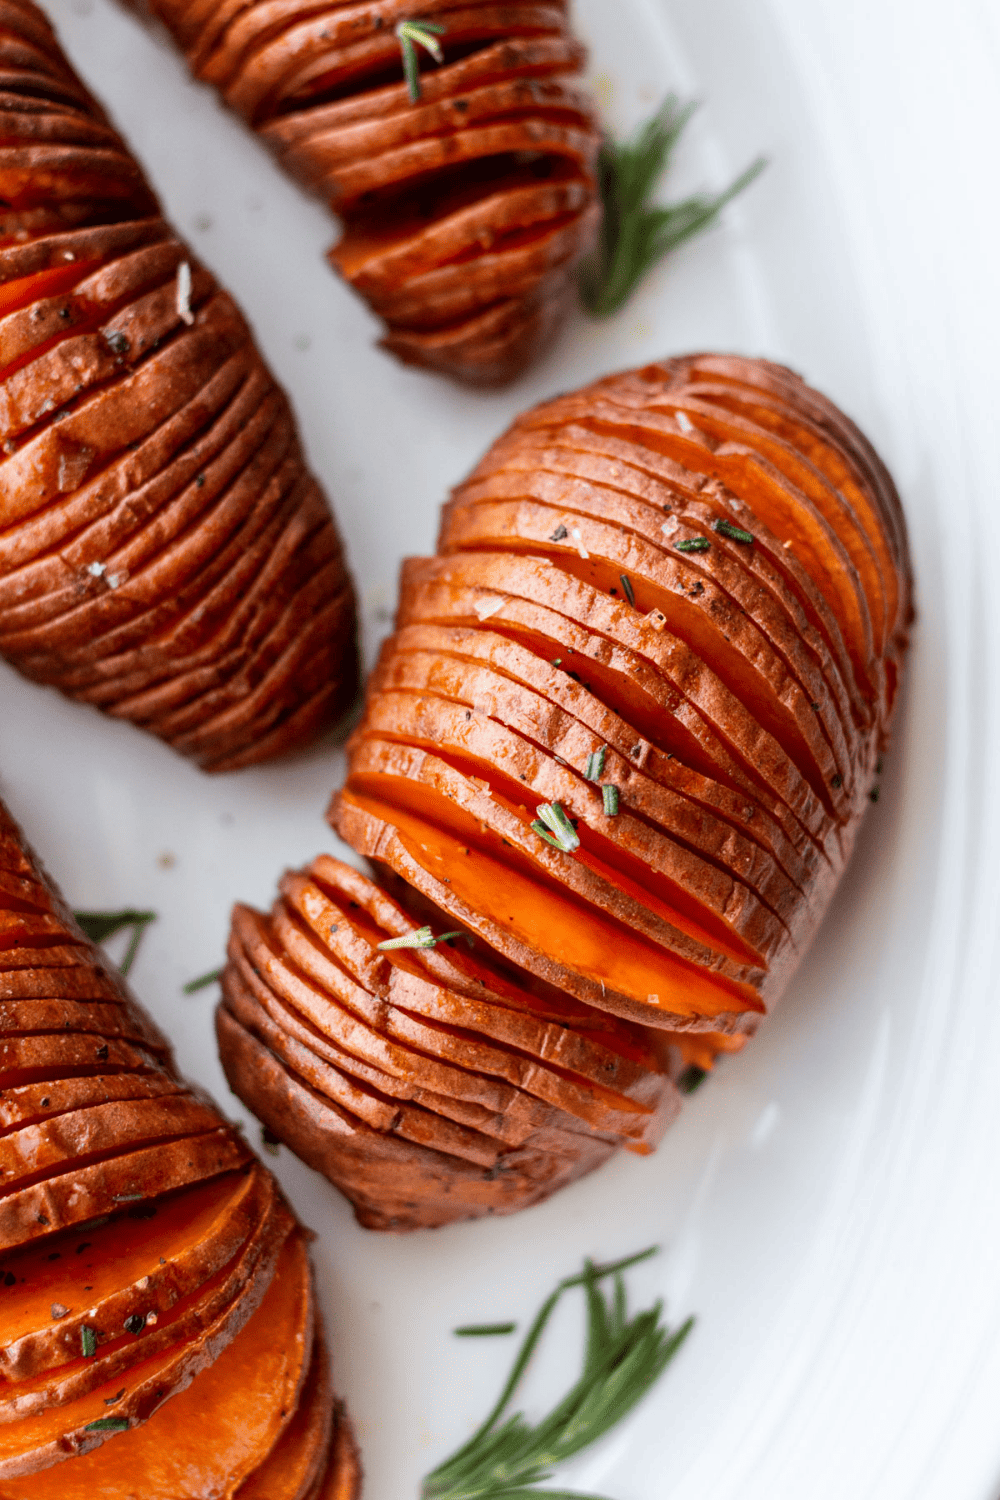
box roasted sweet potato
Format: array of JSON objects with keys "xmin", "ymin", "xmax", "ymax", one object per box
[
  {"xmin": 214, "ymin": 354, "xmax": 915, "ymax": 1230},
  {"xmin": 134, "ymin": 0, "xmax": 601, "ymax": 384},
  {"xmin": 0, "ymin": 0, "xmax": 357, "ymax": 771},
  {"xmin": 0, "ymin": 795, "xmax": 358, "ymax": 1494}
]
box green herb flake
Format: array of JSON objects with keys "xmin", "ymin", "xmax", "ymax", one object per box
[
  {"xmin": 602, "ymin": 784, "xmax": 620, "ymax": 817},
  {"xmin": 422, "ymin": 1246, "xmax": 692, "ymax": 1500},
  {"xmin": 713, "ymin": 518, "xmax": 755, "ymax": 545},
  {"xmin": 454, "ymin": 1321, "xmax": 517, "ymax": 1338},
  {"xmin": 619, "ymin": 573, "xmax": 636, "ymax": 607},
  {"xmin": 183, "ymin": 966, "xmax": 224, "ymax": 994},
  {"xmin": 395, "ymin": 19, "xmax": 445, "ymax": 103},
  {"xmin": 83, "ymin": 1416, "xmax": 129, "ymax": 1434},
  {"xmin": 678, "ymin": 1065, "xmax": 708, "ymax": 1095},
  {"xmin": 580, "ymin": 93, "xmax": 766, "ymax": 318},
  {"xmin": 675, "ymin": 536, "xmax": 711, "ymax": 554},
  {"xmin": 584, "ymin": 747, "xmax": 607, "ymax": 782},
  {"xmin": 532, "ymin": 802, "xmax": 580, "ymax": 853},
  {"xmin": 80, "ymin": 1325, "xmax": 97, "ymax": 1358}
]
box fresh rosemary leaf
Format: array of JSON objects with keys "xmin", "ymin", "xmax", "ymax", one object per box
[
  {"xmin": 83, "ymin": 1416, "xmax": 129, "ymax": 1433},
  {"xmin": 183, "ymin": 966, "xmax": 223, "ymax": 994},
  {"xmin": 533, "ymin": 802, "xmax": 580, "ymax": 853},
  {"xmin": 581, "ymin": 94, "xmax": 766, "ymax": 318},
  {"xmin": 584, "ymin": 747, "xmax": 607, "ymax": 782},
  {"xmin": 619, "ymin": 574, "xmax": 635, "ymax": 607},
  {"xmin": 396, "ymin": 19, "xmax": 445, "ymax": 103},
  {"xmin": 454, "ymin": 1322, "xmax": 518, "ymax": 1338},
  {"xmin": 423, "ymin": 1247, "xmax": 693, "ymax": 1500},
  {"xmin": 677, "ymin": 1065, "xmax": 708, "ymax": 1095},
  {"xmin": 80, "ymin": 1325, "xmax": 97, "ymax": 1358},
  {"xmin": 602, "ymin": 785, "xmax": 619, "ymax": 817},
  {"xmin": 74, "ymin": 908, "xmax": 157, "ymax": 976},
  {"xmin": 377, "ymin": 926, "xmax": 464, "ymax": 952},
  {"xmin": 713, "ymin": 518, "xmax": 755, "ymax": 545},
  {"xmin": 674, "ymin": 536, "xmax": 711, "ymax": 554}
]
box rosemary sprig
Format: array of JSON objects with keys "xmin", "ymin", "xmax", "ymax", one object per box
[
  {"xmin": 423, "ymin": 1247, "xmax": 693, "ymax": 1500},
  {"xmin": 455, "ymin": 1322, "xmax": 518, "ymax": 1338},
  {"xmin": 183, "ymin": 966, "xmax": 223, "ymax": 994},
  {"xmin": 581, "ymin": 94, "xmax": 766, "ymax": 318},
  {"xmin": 74, "ymin": 908, "xmax": 157, "ymax": 977},
  {"xmin": 377, "ymin": 926, "xmax": 465, "ymax": 952},
  {"xmin": 396, "ymin": 19, "xmax": 445, "ymax": 102},
  {"xmin": 531, "ymin": 802, "xmax": 580, "ymax": 853}
]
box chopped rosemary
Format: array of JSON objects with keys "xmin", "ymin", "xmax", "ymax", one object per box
[
  {"xmin": 80, "ymin": 1325, "xmax": 97, "ymax": 1358},
  {"xmin": 619, "ymin": 573, "xmax": 636, "ymax": 607},
  {"xmin": 674, "ymin": 536, "xmax": 710, "ymax": 554},
  {"xmin": 377, "ymin": 926, "xmax": 464, "ymax": 952},
  {"xmin": 532, "ymin": 802, "xmax": 580, "ymax": 853},
  {"xmin": 584, "ymin": 747, "xmax": 607, "ymax": 782},
  {"xmin": 423, "ymin": 1247, "xmax": 693, "ymax": 1500},
  {"xmin": 396, "ymin": 19, "xmax": 445, "ymax": 102},
  {"xmin": 454, "ymin": 1322, "xmax": 517, "ymax": 1338},
  {"xmin": 83, "ymin": 1416, "xmax": 129, "ymax": 1434},
  {"xmin": 74, "ymin": 909, "xmax": 157, "ymax": 977},
  {"xmin": 580, "ymin": 94, "xmax": 766, "ymax": 317},
  {"xmin": 602, "ymin": 784, "xmax": 620, "ymax": 817},
  {"xmin": 183, "ymin": 966, "xmax": 223, "ymax": 994},
  {"xmin": 677, "ymin": 1065, "xmax": 708, "ymax": 1095},
  {"xmin": 713, "ymin": 518, "xmax": 754, "ymax": 545}
]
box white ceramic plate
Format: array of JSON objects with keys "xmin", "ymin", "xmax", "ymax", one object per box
[{"xmin": 3, "ymin": 1, "xmax": 1000, "ymax": 1496}]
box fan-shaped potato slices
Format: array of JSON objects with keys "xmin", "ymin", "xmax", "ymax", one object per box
[
  {"xmin": 141, "ymin": 0, "xmax": 600, "ymax": 382},
  {"xmin": 0, "ymin": 1, "xmax": 357, "ymax": 769},
  {"xmin": 0, "ymin": 788, "xmax": 350, "ymax": 1490}
]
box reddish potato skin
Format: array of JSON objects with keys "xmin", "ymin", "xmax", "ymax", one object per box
[
  {"xmin": 0, "ymin": 0, "xmax": 357, "ymax": 771},
  {"xmin": 0, "ymin": 793, "xmax": 356, "ymax": 1492},
  {"xmin": 219, "ymin": 353, "xmax": 911, "ymax": 1231},
  {"xmin": 131, "ymin": 0, "xmax": 601, "ymax": 385}
]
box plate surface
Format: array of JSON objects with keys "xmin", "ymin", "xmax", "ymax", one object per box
[{"xmin": 2, "ymin": 1, "xmax": 1000, "ymax": 1496}]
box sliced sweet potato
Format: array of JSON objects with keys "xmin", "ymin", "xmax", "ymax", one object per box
[
  {"xmin": 235, "ymin": 1314, "xmax": 333, "ymax": 1500},
  {"xmin": 342, "ymin": 737, "xmax": 775, "ymax": 998},
  {"xmin": 0, "ymin": 0, "xmax": 357, "ymax": 769},
  {"xmin": 225, "ymin": 911, "xmax": 670, "ymax": 1150},
  {"xmin": 0, "ymin": 1228, "xmax": 312, "ymax": 1486},
  {"xmin": 0, "ymin": 791, "xmax": 349, "ymax": 1489},
  {"xmin": 254, "ymin": 353, "xmax": 911, "ymax": 1228},
  {"xmin": 356, "ymin": 663, "xmax": 812, "ymax": 941},
  {"xmin": 218, "ymin": 1005, "xmax": 616, "ymax": 1231},
  {"xmin": 395, "ymin": 553, "xmax": 837, "ymax": 862},
  {"xmin": 318, "ymin": 1407, "xmax": 363, "ymax": 1500},
  {"xmin": 0, "ymin": 1166, "xmax": 270, "ymax": 1382},
  {"xmin": 1, "ymin": 1179, "xmax": 294, "ymax": 1421},
  {"xmin": 142, "ymin": 0, "xmax": 601, "ymax": 382}
]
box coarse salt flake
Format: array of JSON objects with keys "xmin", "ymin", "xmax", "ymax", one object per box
[
  {"xmin": 570, "ymin": 527, "xmax": 589, "ymax": 560},
  {"xmin": 675, "ymin": 409, "xmax": 694, "ymax": 433},
  {"xmin": 473, "ymin": 595, "xmax": 506, "ymax": 621},
  {"xmin": 176, "ymin": 261, "xmax": 194, "ymax": 326}
]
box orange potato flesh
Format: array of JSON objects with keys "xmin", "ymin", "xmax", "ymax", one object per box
[
  {"xmin": 140, "ymin": 0, "xmax": 601, "ymax": 383},
  {"xmin": 0, "ymin": 790, "xmax": 349, "ymax": 1485},
  {"xmin": 0, "ymin": 1230, "xmax": 313, "ymax": 1495}
]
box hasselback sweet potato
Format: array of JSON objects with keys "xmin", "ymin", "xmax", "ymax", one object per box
[
  {"xmin": 0, "ymin": 795, "xmax": 360, "ymax": 1496},
  {"xmin": 214, "ymin": 352, "xmax": 909, "ymax": 1231},
  {"xmin": 134, "ymin": 0, "xmax": 601, "ymax": 384},
  {"xmin": 0, "ymin": 0, "xmax": 357, "ymax": 771}
]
